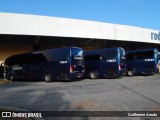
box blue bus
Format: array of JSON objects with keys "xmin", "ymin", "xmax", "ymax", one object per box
[
  {"xmin": 0, "ymin": 62, "xmax": 4, "ymax": 78},
  {"xmin": 126, "ymin": 48, "xmax": 158, "ymax": 76},
  {"xmin": 158, "ymin": 52, "xmax": 160, "ymax": 73},
  {"xmin": 4, "ymin": 47, "xmax": 85, "ymax": 82},
  {"xmin": 84, "ymin": 47, "xmax": 126, "ymax": 79}
]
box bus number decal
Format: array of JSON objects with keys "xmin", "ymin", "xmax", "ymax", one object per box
[
  {"xmin": 145, "ymin": 59, "xmax": 154, "ymax": 62},
  {"xmin": 60, "ymin": 61, "xmax": 67, "ymax": 64},
  {"xmin": 107, "ymin": 59, "xmax": 116, "ymax": 62}
]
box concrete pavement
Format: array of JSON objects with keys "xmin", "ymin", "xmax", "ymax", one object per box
[{"xmin": 0, "ymin": 75, "xmax": 160, "ymax": 120}]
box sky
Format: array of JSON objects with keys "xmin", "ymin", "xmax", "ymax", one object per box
[{"xmin": 0, "ymin": 0, "xmax": 160, "ymax": 30}]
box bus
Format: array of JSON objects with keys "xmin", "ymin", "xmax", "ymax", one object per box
[
  {"xmin": 126, "ymin": 48, "xmax": 158, "ymax": 76},
  {"xmin": 0, "ymin": 62, "xmax": 4, "ymax": 78},
  {"xmin": 84, "ymin": 47, "xmax": 126, "ymax": 79},
  {"xmin": 158, "ymin": 52, "xmax": 160, "ymax": 73},
  {"xmin": 4, "ymin": 47, "xmax": 85, "ymax": 82}
]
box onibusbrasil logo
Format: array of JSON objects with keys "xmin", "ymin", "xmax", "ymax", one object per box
[{"xmin": 1, "ymin": 112, "xmax": 42, "ymax": 118}]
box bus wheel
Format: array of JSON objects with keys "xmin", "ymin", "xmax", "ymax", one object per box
[
  {"xmin": 127, "ymin": 70, "xmax": 134, "ymax": 76},
  {"xmin": 89, "ymin": 71, "xmax": 98, "ymax": 79},
  {"xmin": 44, "ymin": 73, "xmax": 52, "ymax": 82}
]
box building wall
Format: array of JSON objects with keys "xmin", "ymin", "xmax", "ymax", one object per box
[
  {"xmin": 0, "ymin": 12, "xmax": 159, "ymax": 64},
  {"xmin": 0, "ymin": 12, "xmax": 159, "ymax": 44}
]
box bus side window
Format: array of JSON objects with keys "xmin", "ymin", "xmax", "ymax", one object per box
[
  {"xmin": 135, "ymin": 52, "xmax": 144, "ymax": 60},
  {"xmin": 51, "ymin": 49, "xmax": 68, "ymax": 62},
  {"xmin": 143, "ymin": 51, "xmax": 154, "ymax": 59},
  {"xmin": 106, "ymin": 50, "xmax": 117, "ymax": 59}
]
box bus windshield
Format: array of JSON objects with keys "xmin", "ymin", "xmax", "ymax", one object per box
[
  {"xmin": 126, "ymin": 50, "xmax": 155, "ymax": 60},
  {"xmin": 119, "ymin": 48, "xmax": 125, "ymax": 60},
  {"xmin": 5, "ymin": 53, "xmax": 48, "ymax": 66},
  {"xmin": 71, "ymin": 48, "xmax": 83, "ymax": 64}
]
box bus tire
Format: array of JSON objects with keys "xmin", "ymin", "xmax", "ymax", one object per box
[
  {"xmin": 88, "ymin": 71, "xmax": 98, "ymax": 79},
  {"xmin": 44, "ymin": 73, "xmax": 52, "ymax": 82},
  {"xmin": 127, "ymin": 70, "xmax": 134, "ymax": 76}
]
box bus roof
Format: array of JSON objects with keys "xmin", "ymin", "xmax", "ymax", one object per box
[
  {"xmin": 32, "ymin": 46, "xmax": 82, "ymax": 54},
  {"xmin": 127, "ymin": 48, "xmax": 158, "ymax": 53},
  {"xmin": 85, "ymin": 47, "xmax": 124, "ymax": 52},
  {"xmin": 5, "ymin": 46, "xmax": 83, "ymax": 64},
  {"xmin": 85, "ymin": 47, "xmax": 124, "ymax": 54}
]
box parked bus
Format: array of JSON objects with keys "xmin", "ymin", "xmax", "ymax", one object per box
[
  {"xmin": 4, "ymin": 47, "xmax": 85, "ymax": 82},
  {"xmin": 126, "ymin": 48, "xmax": 158, "ymax": 76},
  {"xmin": 0, "ymin": 62, "xmax": 4, "ymax": 78},
  {"xmin": 84, "ymin": 47, "xmax": 126, "ymax": 79},
  {"xmin": 158, "ymin": 52, "xmax": 160, "ymax": 73}
]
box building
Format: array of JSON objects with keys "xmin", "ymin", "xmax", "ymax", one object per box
[{"xmin": 0, "ymin": 12, "xmax": 160, "ymax": 64}]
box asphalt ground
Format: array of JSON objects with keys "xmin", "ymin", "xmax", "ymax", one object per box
[{"xmin": 0, "ymin": 74, "xmax": 160, "ymax": 120}]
